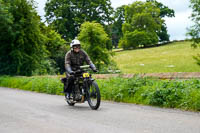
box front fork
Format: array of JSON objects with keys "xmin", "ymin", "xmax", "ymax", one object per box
[{"xmin": 84, "ymin": 78, "xmax": 94, "ymax": 100}]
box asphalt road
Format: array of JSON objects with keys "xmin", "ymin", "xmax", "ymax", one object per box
[{"xmin": 0, "ymin": 87, "xmax": 200, "ymax": 133}]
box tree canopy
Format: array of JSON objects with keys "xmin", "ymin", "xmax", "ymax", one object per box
[
  {"xmin": 187, "ymin": 0, "xmax": 200, "ymax": 66},
  {"xmin": 147, "ymin": 0, "xmax": 175, "ymax": 42},
  {"xmin": 0, "ymin": 0, "xmax": 67, "ymax": 76},
  {"xmin": 0, "ymin": 0, "xmax": 47, "ymax": 75},
  {"xmin": 78, "ymin": 22, "xmax": 111, "ymax": 69},
  {"xmin": 112, "ymin": 0, "xmax": 174, "ymax": 48},
  {"xmin": 187, "ymin": 0, "xmax": 200, "ymax": 47},
  {"xmin": 45, "ymin": 0, "xmax": 114, "ymax": 41},
  {"xmin": 112, "ymin": 5, "xmax": 125, "ymax": 48},
  {"xmin": 119, "ymin": 1, "xmax": 163, "ymax": 49}
]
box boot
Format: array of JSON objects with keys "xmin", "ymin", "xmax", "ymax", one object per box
[{"xmin": 66, "ymin": 92, "xmax": 72, "ymax": 100}]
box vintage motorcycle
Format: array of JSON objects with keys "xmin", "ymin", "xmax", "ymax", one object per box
[{"xmin": 61, "ymin": 65, "xmax": 101, "ymax": 110}]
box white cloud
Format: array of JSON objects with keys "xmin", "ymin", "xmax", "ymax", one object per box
[
  {"xmin": 110, "ymin": 0, "xmax": 134, "ymax": 9},
  {"xmin": 165, "ymin": 9, "xmax": 193, "ymax": 40},
  {"xmin": 34, "ymin": 0, "xmax": 46, "ymax": 19},
  {"xmin": 158, "ymin": 0, "xmax": 190, "ymax": 13}
]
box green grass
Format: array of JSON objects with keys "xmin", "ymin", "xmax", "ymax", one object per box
[
  {"xmin": 1, "ymin": 76, "xmax": 200, "ymax": 111},
  {"xmin": 0, "ymin": 76, "xmax": 64, "ymax": 95},
  {"xmin": 97, "ymin": 76, "xmax": 200, "ymax": 111},
  {"xmin": 113, "ymin": 41, "xmax": 200, "ymax": 73}
]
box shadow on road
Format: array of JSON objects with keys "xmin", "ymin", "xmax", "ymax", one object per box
[{"xmin": 63, "ymin": 104, "xmax": 103, "ymax": 112}]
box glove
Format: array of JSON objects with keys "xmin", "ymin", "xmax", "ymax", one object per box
[
  {"xmin": 69, "ymin": 71, "xmax": 75, "ymax": 75},
  {"xmin": 93, "ymin": 69, "xmax": 98, "ymax": 73}
]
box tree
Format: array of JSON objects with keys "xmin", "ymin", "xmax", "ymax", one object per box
[
  {"xmin": 119, "ymin": 1, "xmax": 163, "ymax": 49},
  {"xmin": 147, "ymin": 0, "xmax": 175, "ymax": 42},
  {"xmin": 40, "ymin": 23, "xmax": 69, "ymax": 74},
  {"xmin": 112, "ymin": 1, "xmax": 174, "ymax": 46},
  {"xmin": 0, "ymin": 0, "xmax": 47, "ymax": 76},
  {"xmin": 187, "ymin": 0, "xmax": 200, "ymax": 47},
  {"xmin": 0, "ymin": 0, "xmax": 14, "ymax": 74},
  {"xmin": 78, "ymin": 22, "xmax": 111, "ymax": 69},
  {"xmin": 112, "ymin": 5, "xmax": 126, "ymax": 48},
  {"xmin": 45, "ymin": 0, "xmax": 114, "ymax": 41},
  {"xmin": 0, "ymin": 0, "xmax": 68, "ymax": 76},
  {"xmin": 187, "ymin": 0, "xmax": 200, "ymax": 66}
]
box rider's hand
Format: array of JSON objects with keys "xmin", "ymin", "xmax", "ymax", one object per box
[
  {"xmin": 76, "ymin": 69, "xmax": 81, "ymax": 73},
  {"xmin": 92, "ymin": 69, "xmax": 98, "ymax": 73},
  {"xmin": 69, "ymin": 71, "xmax": 75, "ymax": 75}
]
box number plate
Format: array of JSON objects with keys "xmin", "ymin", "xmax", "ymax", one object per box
[{"xmin": 83, "ymin": 73, "xmax": 89, "ymax": 78}]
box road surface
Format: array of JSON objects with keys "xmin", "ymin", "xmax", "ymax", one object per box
[{"xmin": 0, "ymin": 87, "xmax": 200, "ymax": 133}]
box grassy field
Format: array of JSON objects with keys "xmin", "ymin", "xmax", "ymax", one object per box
[{"xmin": 113, "ymin": 41, "xmax": 200, "ymax": 73}]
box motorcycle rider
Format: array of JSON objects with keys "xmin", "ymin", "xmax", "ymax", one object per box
[{"xmin": 64, "ymin": 38, "xmax": 97, "ymax": 99}]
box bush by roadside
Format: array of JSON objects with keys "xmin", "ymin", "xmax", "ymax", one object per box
[
  {"xmin": 0, "ymin": 76, "xmax": 63, "ymax": 95},
  {"xmin": 0, "ymin": 76, "xmax": 200, "ymax": 111},
  {"xmin": 99, "ymin": 76, "xmax": 200, "ymax": 111}
]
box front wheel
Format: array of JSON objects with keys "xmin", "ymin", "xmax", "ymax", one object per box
[{"xmin": 87, "ymin": 81, "xmax": 101, "ymax": 110}]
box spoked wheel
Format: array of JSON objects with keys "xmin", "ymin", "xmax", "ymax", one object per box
[
  {"xmin": 87, "ymin": 81, "xmax": 101, "ymax": 110},
  {"xmin": 65, "ymin": 94, "xmax": 75, "ymax": 106}
]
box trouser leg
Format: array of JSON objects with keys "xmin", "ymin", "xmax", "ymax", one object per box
[
  {"xmin": 64, "ymin": 81, "xmax": 68, "ymax": 93},
  {"xmin": 65, "ymin": 75, "xmax": 74, "ymax": 93},
  {"xmin": 61, "ymin": 78, "xmax": 67, "ymax": 93}
]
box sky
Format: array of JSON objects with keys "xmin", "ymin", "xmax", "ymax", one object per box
[{"xmin": 34, "ymin": 0, "xmax": 193, "ymax": 41}]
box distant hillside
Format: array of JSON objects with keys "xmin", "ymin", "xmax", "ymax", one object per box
[{"xmin": 113, "ymin": 41, "xmax": 200, "ymax": 73}]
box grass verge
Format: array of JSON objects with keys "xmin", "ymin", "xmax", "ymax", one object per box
[{"xmin": 0, "ymin": 76, "xmax": 200, "ymax": 111}]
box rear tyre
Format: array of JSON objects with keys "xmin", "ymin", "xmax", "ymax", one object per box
[{"xmin": 87, "ymin": 81, "xmax": 101, "ymax": 110}]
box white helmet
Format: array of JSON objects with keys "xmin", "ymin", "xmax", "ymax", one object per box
[{"xmin": 70, "ymin": 39, "xmax": 81, "ymax": 48}]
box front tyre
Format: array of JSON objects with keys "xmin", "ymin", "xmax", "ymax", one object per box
[{"xmin": 87, "ymin": 81, "xmax": 101, "ymax": 110}]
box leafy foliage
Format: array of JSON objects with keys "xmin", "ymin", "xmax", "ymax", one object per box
[
  {"xmin": 45, "ymin": 0, "xmax": 114, "ymax": 41},
  {"xmin": 0, "ymin": 76, "xmax": 63, "ymax": 95},
  {"xmin": 39, "ymin": 24, "xmax": 69, "ymax": 74},
  {"xmin": 187, "ymin": 0, "xmax": 200, "ymax": 66},
  {"xmin": 119, "ymin": 1, "xmax": 162, "ymax": 49},
  {"xmin": 187, "ymin": 0, "xmax": 200, "ymax": 46},
  {"xmin": 149, "ymin": 82, "xmax": 184, "ymax": 107},
  {"xmin": 0, "ymin": 0, "xmax": 47, "ymax": 76},
  {"xmin": 99, "ymin": 76, "xmax": 200, "ymax": 111},
  {"xmin": 112, "ymin": 1, "xmax": 174, "ymax": 48},
  {"xmin": 119, "ymin": 30, "xmax": 159, "ymax": 49},
  {"xmin": 147, "ymin": 0, "xmax": 175, "ymax": 42},
  {"xmin": 78, "ymin": 22, "xmax": 112, "ymax": 69},
  {"xmin": 0, "ymin": 0, "xmax": 67, "ymax": 76},
  {"xmin": 0, "ymin": 0, "xmax": 14, "ymax": 73},
  {"xmin": 2, "ymin": 76, "xmax": 200, "ymax": 111},
  {"xmin": 112, "ymin": 5, "xmax": 126, "ymax": 48}
]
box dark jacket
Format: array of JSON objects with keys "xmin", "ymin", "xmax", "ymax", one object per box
[{"xmin": 65, "ymin": 49, "xmax": 93, "ymax": 75}]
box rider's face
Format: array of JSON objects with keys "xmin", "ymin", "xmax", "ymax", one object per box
[{"xmin": 73, "ymin": 45, "xmax": 80, "ymax": 53}]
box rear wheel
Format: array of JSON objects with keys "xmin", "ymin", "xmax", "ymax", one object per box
[{"xmin": 87, "ymin": 81, "xmax": 101, "ymax": 110}]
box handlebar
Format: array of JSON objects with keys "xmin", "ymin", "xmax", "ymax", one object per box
[
  {"xmin": 80, "ymin": 65, "xmax": 90, "ymax": 69},
  {"xmin": 70, "ymin": 65, "xmax": 97, "ymax": 75},
  {"xmin": 71, "ymin": 65, "xmax": 91, "ymax": 75}
]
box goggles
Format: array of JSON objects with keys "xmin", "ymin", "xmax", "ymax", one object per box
[{"xmin": 73, "ymin": 45, "xmax": 80, "ymax": 49}]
